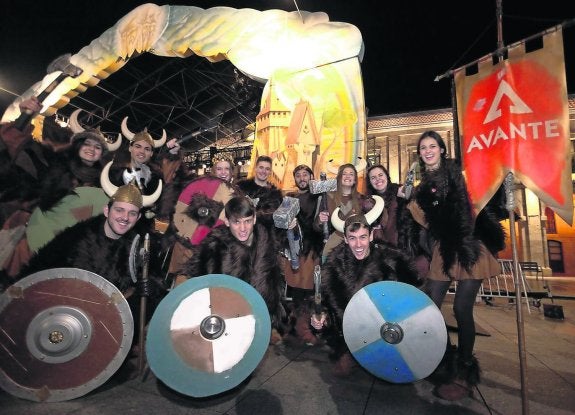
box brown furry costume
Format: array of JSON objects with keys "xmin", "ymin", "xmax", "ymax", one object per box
[
  {"xmin": 17, "ymin": 214, "xmax": 167, "ymax": 342},
  {"xmin": 321, "ymin": 241, "xmax": 421, "ymax": 358},
  {"xmin": 236, "ymin": 178, "xmax": 283, "ymax": 227},
  {"xmin": 408, "ymin": 159, "xmax": 505, "ymax": 278},
  {"xmin": 182, "ymin": 221, "xmax": 285, "ymax": 327},
  {"xmin": 18, "ymin": 215, "xmax": 136, "ymax": 292}
]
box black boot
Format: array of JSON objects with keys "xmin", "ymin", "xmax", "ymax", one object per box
[
  {"xmin": 435, "ymin": 356, "xmax": 480, "ymax": 401},
  {"xmin": 430, "ymin": 344, "xmax": 458, "ymax": 383}
]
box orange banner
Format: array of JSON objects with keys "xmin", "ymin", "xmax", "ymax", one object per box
[{"xmin": 455, "ymin": 29, "xmax": 573, "ymax": 225}]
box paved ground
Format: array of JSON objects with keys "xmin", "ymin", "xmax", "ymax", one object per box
[{"xmin": 1, "ymin": 277, "xmax": 575, "ymax": 414}]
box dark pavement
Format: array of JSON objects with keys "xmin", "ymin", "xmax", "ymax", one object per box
[{"xmin": 1, "ymin": 276, "xmax": 575, "ymax": 414}]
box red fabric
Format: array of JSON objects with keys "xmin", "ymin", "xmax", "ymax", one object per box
[{"xmin": 455, "ymin": 30, "xmax": 572, "ymax": 225}]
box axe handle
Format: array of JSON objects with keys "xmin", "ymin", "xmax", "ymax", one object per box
[
  {"xmin": 313, "ymin": 265, "xmax": 322, "ymax": 317},
  {"xmin": 320, "ymin": 194, "xmax": 330, "ymax": 243},
  {"xmin": 13, "ymin": 73, "xmax": 69, "ymax": 131},
  {"xmin": 138, "ymin": 234, "xmax": 150, "ymax": 377},
  {"xmin": 287, "ymin": 228, "xmax": 300, "ymax": 270}
]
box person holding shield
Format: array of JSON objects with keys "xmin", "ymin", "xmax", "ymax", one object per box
[
  {"xmin": 311, "ymin": 205, "xmax": 420, "ymax": 377},
  {"xmin": 180, "ymin": 195, "xmax": 286, "ymax": 345},
  {"xmin": 211, "ymin": 153, "xmax": 235, "ymax": 183}
]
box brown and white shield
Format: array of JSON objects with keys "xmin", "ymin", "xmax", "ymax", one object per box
[
  {"xmin": 0, "ymin": 268, "xmax": 134, "ymax": 402},
  {"xmin": 146, "ymin": 274, "xmax": 271, "ymax": 397}
]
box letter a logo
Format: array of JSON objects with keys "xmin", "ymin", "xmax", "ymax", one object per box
[{"xmin": 483, "ymin": 79, "xmax": 532, "ymax": 124}]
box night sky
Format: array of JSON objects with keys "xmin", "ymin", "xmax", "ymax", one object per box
[{"xmin": 1, "ymin": 0, "xmax": 573, "ymax": 117}]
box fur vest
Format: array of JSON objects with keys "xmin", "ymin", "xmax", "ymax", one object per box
[
  {"xmin": 182, "ymin": 221, "xmax": 285, "ymax": 324},
  {"xmin": 322, "ymin": 242, "xmax": 420, "ymax": 325},
  {"xmin": 413, "ymin": 159, "xmax": 505, "ymax": 275},
  {"xmin": 236, "ymin": 179, "xmax": 283, "ymax": 215},
  {"xmin": 368, "ymin": 182, "xmax": 402, "ymax": 246},
  {"xmin": 319, "ymin": 242, "xmax": 420, "ymax": 357},
  {"xmin": 19, "ymin": 215, "xmax": 136, "ymax": 293}
]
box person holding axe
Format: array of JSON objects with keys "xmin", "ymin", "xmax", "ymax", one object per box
[
  {"xmin": 13, "ymin": 173, "xmax": 166, "ymax": 358},
  {"xmin": 310, "ymin": 208, "xmax": 421, "ymax": 377},
  {"xmin": 276, "ymin": 164, "xmax": 323, "ymax": 346},
  {"xmin": 107, "ymin": 117, "xmax": 181, "ymax": 250},
  {"xmin": 313, "ymin": 163, "xmax": 370, "ymax": 262},
  {"xmin": 365, "ymin": 164, "xmax": 431, "ymax": 280}
]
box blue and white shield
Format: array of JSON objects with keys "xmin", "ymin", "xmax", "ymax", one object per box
[{"xmin": 343, "ymin": 281, "xmax": 447, "ymax": 383}]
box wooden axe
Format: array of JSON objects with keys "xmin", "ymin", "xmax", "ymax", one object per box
[{"xmin": 14, "ymin": 53, "xmax": 83, "ymax": 131}]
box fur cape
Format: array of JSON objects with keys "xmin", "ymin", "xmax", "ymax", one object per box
[
  {"xmin": 236, "ymin": 179, "xmax": 283, "ymax": 217},
  {"xmin": 322, "ymin": 242, "xmax": 420, "ymax": 323},
  {"xmin": 320, "ymin": 241, "xmax": 420, "ymax": 357},
  {"xmin": 19, "ymin": 215, "xmax": 137, "ymax": 293},
  {"xmin": 0, "ymin": 123, "xmax": 58, "ymax": 218},
  {"xmin": 367, "ymin": 182, "xmax": 403, "ymax": 246},
  {"xmin": 411, "ymin": 159, "xmax": 505, "ymax": 276},
  {"xmin": 182, "ymin": 221, "xmax": 285, "ymax": 324}
]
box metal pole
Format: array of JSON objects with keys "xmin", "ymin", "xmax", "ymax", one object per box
[
  {"xmin": 496, "ymin": 2, "xmax": 529, "ymax": 412},
  {"xmin": 505, "ymin": 173, "xmax": 529, "ymax": 414}
]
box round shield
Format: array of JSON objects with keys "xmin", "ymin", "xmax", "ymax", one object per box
[
  {"xmin": 173, "ymin": 176, "xmax": 237, "ymax": 246},
  {"xmin": 146, "ymin": 274, "xmax": 271, "ymax": 397},
  {"xmin": 26, "ymin": 187, "xmax": 109, "ymax": 253},
  {"xmin": 0, "ymin": 268, "xmax": 134, "ymax": 402},
  {"xmin": 343, "ymin": 281, "xmax": 447, "ymax": 384}
]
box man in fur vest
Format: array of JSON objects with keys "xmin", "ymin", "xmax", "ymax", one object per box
[
  {"xmin": 280, "ymin": 164, "xmax": 323, "ymax": 346},
  {"xmin": 180, "ymin": 195, "xmax": 285, "ymax": 344},
  {"xmin": 15, "ymin": 179, "xmax": 165, "ymax": 344},
  {"xmin": 311, "ymin": 210, "xmax": 421, "ymax": 377}
]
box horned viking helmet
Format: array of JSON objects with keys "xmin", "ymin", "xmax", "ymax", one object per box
[
  {"xmin": 330, "ymin": 195, "xmax": 384, "ymax": 233},
  {"xmin": 100, "ymin": 161, "xmax": 162, "ymax": 208},
  {"xmin": 69, "ymin": 109, "xmax": 122, "ymax": 151},
  {"xmin": 121, "ymin": 116, "xmax": 166, "ymax": 148}
]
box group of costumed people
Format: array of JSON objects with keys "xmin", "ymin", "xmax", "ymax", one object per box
[{"xmin": 0, "ymin": 95, "xmax": 508, "ymax": 403}]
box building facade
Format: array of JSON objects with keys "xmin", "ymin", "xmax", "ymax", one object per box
[{"xmin": 366, "ymin": 97, "xmax": 575, "ymax": 277}]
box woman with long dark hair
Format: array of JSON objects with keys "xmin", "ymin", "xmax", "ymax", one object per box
[{"xmin": 401, "ymin": 130, "xmax": 505, "ymax": 401}]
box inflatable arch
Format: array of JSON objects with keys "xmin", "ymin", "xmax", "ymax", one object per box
[{"xmin": 2, "ymin": 3, "xmax": 367, "ymax": 190}]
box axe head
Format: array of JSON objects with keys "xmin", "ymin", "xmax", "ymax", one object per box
[
  {"xmin": 309, "ymin": 177, "xmax": 337, "ymax": 194},
  {"xmin": 47, "ymin": 53, "xmax": 83, "ymax": 77},
  {"xmin": 273, "ymin": 196, "xmax": 300, "ymax": 229}
]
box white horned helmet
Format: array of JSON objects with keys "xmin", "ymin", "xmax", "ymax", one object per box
[
  {"xmin": 330, "ymin": 195, "xmax": 384, "ymax": 233},
  {"xmin": 100, "ymin": 161, "xmax": 162, "ymax": 208},
  {"xmin": 121, "ymin": 116, "xmax": 167, "ymax": 148},
  {"xmin": 69, "ymin": 109, "xmax": 122, "ymax": 152}
]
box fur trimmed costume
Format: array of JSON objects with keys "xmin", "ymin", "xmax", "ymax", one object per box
[
  {"xmin": 236, "ymin": 178, "xmax": 283, "ymax": 227},
  {"xmin": 321, "ymin": 242, "xmax": 420, "ymax": 358},
  {"xmin": 17, "ymin": 214, "xmax": 167, "ymax": 346},
  {"xmin": 182, "ymin": 221, "xmax": 285, "ymax": 327},
  {"xmin": 18, "ymin": 215, "xmax": 136, "ymax": 292},
  {"xmin": 406, "ymin": 159, "xmax": 505, "ymax": 281}
]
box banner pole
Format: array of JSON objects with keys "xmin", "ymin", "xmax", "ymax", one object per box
[{"xmin": 504, "ymin": 172, "xmax": 529, "ymax": 415}]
